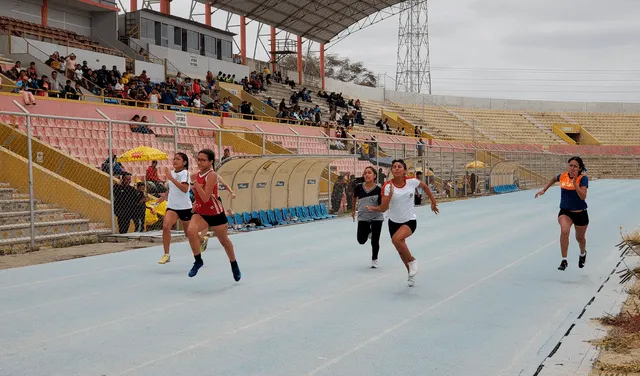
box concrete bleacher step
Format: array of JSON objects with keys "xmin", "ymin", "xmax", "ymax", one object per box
[
  {"xmin": 0, "ymin": 208, "xmax": 73, "ymax": 226},
  {"xmin": 0, "ymin": 219, "xmax": 91, "ymax": 241},
  {"xmin": 0, "ymin": 199, "xmax": 57, "ymax": 212},
  {"xmin": 0, "ymin": 187, "xmax": 16, "ymax": 200}
]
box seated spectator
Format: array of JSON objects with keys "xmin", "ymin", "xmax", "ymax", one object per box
[
  {"xmin": 16, "ymin": 79, "xmax": 36, "ymax": 105},
  {"xmin": 26, "ymin": 62, "xmax": 37, "ymax": 77}
]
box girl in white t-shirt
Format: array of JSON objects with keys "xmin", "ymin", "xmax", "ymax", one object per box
[
  {"xmin": 367, "ymin": 159, "xmax": 439, "ymax": 286},
  {"xmin": 157, "ymin": 153, "xmax": 193, "ymax": 264}
]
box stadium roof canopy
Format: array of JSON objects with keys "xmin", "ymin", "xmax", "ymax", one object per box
[{"xmin": 200, "ymin": 0, "xmax": 413, "ymax": 45}]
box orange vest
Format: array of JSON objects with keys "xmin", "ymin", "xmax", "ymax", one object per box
[{"xmin": 558, "ymin": 172, "xmax": 584, "ymax": 191}]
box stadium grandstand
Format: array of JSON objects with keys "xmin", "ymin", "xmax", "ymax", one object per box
[
  {"xmin": 0, "ymin": 0, "xmax": 638, "ymax": 249},
  {"xmin": 0, "ymin": 0, "xmax": 639, "ymax": 375}
]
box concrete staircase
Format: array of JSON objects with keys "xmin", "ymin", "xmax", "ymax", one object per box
[
  {"xmin": 523, "ymin": 113, "xmax": 565, "ymax": 144},
  {"xmin": 0, "ymin": 182, "xmax": 110, "ymax": 253}
]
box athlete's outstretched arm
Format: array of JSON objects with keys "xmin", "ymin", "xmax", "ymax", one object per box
[
  {"xmin": 535, "ymin": 177, "xmax": 557, "ymax": 198},
  {"xmin": 418, "ymin": 181, "xmax": 439, "ymax": 214},
  {"xmin": 217, "ymin": 175, "xmax": 236, "ymax": 198}
]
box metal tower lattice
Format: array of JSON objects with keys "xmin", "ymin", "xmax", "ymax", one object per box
[{"xmin": 395, "ymin": 0, "xmax": 432, "ymax": 94}]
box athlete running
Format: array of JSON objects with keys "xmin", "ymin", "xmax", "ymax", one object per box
[
  {"xmin": 352, "ymin": 166, "xmax": 384, "ymax": 268},
  {"xmin": 185, "ymin": 149, "xmax": 241, "ymax": 280},
  {"xmin": 536, "ymin": 156, "xmax": 589, "ymax": 271},
  {"xmin": 367, "ymin": 159, "xmax": 439, "ymax": 286}
]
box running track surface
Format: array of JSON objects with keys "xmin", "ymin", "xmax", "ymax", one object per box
[{"xmin": 1, "ymin": 179, "xmax": 638, "ymax": 376}]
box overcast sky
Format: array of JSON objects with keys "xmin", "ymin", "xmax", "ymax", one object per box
[{"xmin": 162, "ymin": 0, "xmax": 640, "ymax": 102}]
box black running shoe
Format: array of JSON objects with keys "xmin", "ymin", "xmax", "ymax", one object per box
[
  {"xmin": 188, "ymin": 260, "xmax": 204, "ymax": 278},
  {"xmin": 558, "ymin": 259, "xmax": 568, "ymax": 271},
  {"xmin": 231, "ymin": 261, "xmax": 241, "ymax": 282},
  {"xmin": 578, "ymin": 252, "xmax": 587, "ymax": 268}
]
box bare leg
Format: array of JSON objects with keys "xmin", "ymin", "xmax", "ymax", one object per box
[
  {"xmin": 162, "ymin": 211, "xmax": 179, "ymax": 255},
  {"xmin": 186, "ymin": 215, "xmax": 209, "ymax": 256},
  {"xmin": 575, "ymin": 225, "xmax": 588, "ymax": 254},
  {"xmin": 392, "ymin": 225, "xmax": 415, "ymax": 272},
  {"xmin": 558, "ymin": 215, "xmax": 573, "ymax": 258},
  {"xmin": 210, "ymin": 223, "xmax": 236, "ymax": 261}
]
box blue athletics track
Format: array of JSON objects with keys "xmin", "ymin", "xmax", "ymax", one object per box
[{"xmin": 0, "ymin": 179, "xmax": 638, "ymax": 376}]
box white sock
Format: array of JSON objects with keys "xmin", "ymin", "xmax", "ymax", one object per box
[
  {"xmin": 580, "ymin": 251, "xmax": 586, "ymax": 256},
  {"xmin": 562, "ymin": 257, "xmax": 568, "ymax": 261}
]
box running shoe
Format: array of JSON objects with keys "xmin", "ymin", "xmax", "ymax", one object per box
[
  {"xmin": 158, "ymin": 254, "xmax": 170, "ymax": 264},
  {"xmin": 408, "ymin": 260, "xmax": 418, "ymax": 277},
  {"xmin": 200, "ymin": 236, "xmax": 208, "ymax": 253},
  {"xmin": 578, "ymin": 252, "xmax": 587, "ymax": 268},
  {"xmin": 188, "ymin": 260, "xmax": 204, "ymax": 277},
  {"xmin": 231, "ymin": 261, "xmax": 241, "ymax": 282},
  {"xmin": 368, "ymin": 232, "xmax": 372, "ymax": 240},
  {"xmin": 407, "ymin": 275, "xmax": 415, "ymax": 287},
  {"xmin": 558, "ymin": 259, "xmax": 568, "ymax": 271},
  {"xmin": 371, "ymin": 259, "xmax": 378, "ymax": 269}
]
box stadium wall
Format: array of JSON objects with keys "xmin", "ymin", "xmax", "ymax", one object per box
[
  {"xmin": 8, "ymin": 36, "xmax": 126, "ymax": 72},
  {"xmin": 0, "ymin": 0, "xmax": 92, "ymax": 36},
  {"xmin": 317, "ymin": 76, "xmax": 640, "ymax": 114},
  {"xmin": 145, "ymin": 44, "xmax": 249, "ymax": 80}
]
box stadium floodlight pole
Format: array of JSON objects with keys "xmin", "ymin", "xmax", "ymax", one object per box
[
  {"xmin": 96, "ymin": 109, "xmax": 115, "ymax": 234},
  {"xmin": 13, "ymin": 100, "xmax": 35, "ymax": 249}
]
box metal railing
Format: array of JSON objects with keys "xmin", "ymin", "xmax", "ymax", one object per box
[{"xmin": 0, "ymin": 100, "xmax": 638, "ymax": 250}]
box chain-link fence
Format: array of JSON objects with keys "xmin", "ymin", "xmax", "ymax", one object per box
[{"xmin": 0, "ymin": 102, "xmax": 638, "ymax": 250}]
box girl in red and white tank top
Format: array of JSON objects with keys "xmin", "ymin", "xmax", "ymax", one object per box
[
  {"xmin": 185, "ymin": 149, "xmax": 241, "ymax": 281},
  {"xmin": 193, "ymin": 169, "xmax": 225, "ymax": 216}
]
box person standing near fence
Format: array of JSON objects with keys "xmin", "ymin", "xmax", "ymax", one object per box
[
  {"xmin": 535, "ymin": 156, "xmax": 589, "ymax": 271},
  {"xmin": 352, "ymin": 167, "xmax": 384, "ymax": 268},
  {"xmin": 366, "ymin": 159, "xmax": 439, "ymax": 286},
  {"xmin": 185, "ymin": 149, "xmax": 241, "ymax": 281},
  {"xmin": 157, "ymin": 153, "xmax": 192, "ymax": 265}
]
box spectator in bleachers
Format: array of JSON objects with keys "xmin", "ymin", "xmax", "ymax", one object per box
[
  {"xmin": 15, "ymin": 78, "xmax": 36, "ymax": 105},
  {"xmin": 111, "ymin": 65, "xmax": 121, "ymax": 80},
  {"xmin": 37, "ymin": 75, "xmax": 49, "ymax": 96},
  {"xmin": 62, "ymin": 79, "xmax": 79, "ymax": 100},
  {"xmin": 148, "ymin": 88, "xmax": 160, "ymax": 109},
  {"xmin": 48, "ymin": 71, "xmax": 61, "ymax": 98},
  {"xmin": 26, "ymin": 62, "xmax": 36, "ymax": 77},
  {"xmin": 101, "ymin": 155, "xmax": 125, "ymax": 176},
  {"xmin": 45, "ymin": 53, "xmax": 62, "ymax": 71},
  {"xmin": 221, "ymin": 149, "xmax": 231, "ymax": 163},
  {"xmin": 65, "ymin": 54, "xmax": 77, "ymax": 79},
  {"xmin": 145, "ymin": 160, "xmax": 164, "ymax": 193},
  {"xmin": 417, "ymin": 138, "xmax": 425, "ymax": 157}
]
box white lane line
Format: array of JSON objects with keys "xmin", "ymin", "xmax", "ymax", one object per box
[{"xmin": 305, "ymin": 239, "xmax": 558, "ymax": 376}]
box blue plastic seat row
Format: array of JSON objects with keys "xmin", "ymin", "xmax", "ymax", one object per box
[
  {"xmin": 494, "ymin": 184, "xmax": 518, "ymax": 194},
  {"xmin": 226, "ymin": 203, "xmax": 337, "ymax": 231}
]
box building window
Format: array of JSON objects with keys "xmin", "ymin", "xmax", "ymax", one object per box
[
  {"xmin": 140, "ymin": 18, "xmax": 154, "ymax": 39},
  {"xmin": 204, "ymin": 35, "xmax": 216, "ymax": 57},
  {"xmin": 220, "ymin": 39, "xmax": 232, "ymax": 59},
  {"xmin": 187, "ymin": 30, "xmax": 199, "ymax": 50},
  {"xmin": 174, "ymin": 27, "xmax": 182, "ymax": 46}
]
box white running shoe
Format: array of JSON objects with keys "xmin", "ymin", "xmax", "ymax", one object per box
[
  {"xmin": 408, "ymin": 260, "xmax": 418, "ymax": 277},
  {"xmin": 407, "ymin": 275, "xmax": 415, "ymax": 287},
  {"xmin": 368, "ymin": 232, "xmax": 372, "ymax": 240},
  {"xmin": 371, "ymin": 259, "xmax": 378, "ymax": 268}
]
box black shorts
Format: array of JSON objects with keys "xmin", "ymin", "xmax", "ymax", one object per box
[
  {"xmin": 388, "ymin": 219, "xmax": 417, "ymax": 237},
  {"xmin": 166, "ymin": 208, "xmax": 193, "ymax": 222},
  {"xmin": 199, "ymin": 212, "xmax": 228, "ymax": 227},
  {"xmin": 558, "ymin": 209, "xmax": 589, "ymax": 227}
]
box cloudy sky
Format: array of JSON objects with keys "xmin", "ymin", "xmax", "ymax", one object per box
[{"xmin": 162, "ymin": 0, "xmax": 640, "ymax": 102}]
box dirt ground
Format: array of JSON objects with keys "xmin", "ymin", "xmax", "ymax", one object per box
[
  {"xmin": 0, "ymin": 240, "xmax": 158, "ymax": 270},
  {"xmin": 589, "ymin": 234, "xmax": 640, "ymax": 376}
]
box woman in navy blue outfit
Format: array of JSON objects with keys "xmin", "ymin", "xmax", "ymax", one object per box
[{"xmin": 536, "ymin": 157, "xmax": 588, "ymax": 271}]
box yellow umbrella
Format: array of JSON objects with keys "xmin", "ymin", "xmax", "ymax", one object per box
[
  {"xmin": 465, "ymin": 160, "xmax": 486, "ymax": 169},
  {"xmin": 118, "ymin": 146, "xmax": 168, "ymax": 163}
]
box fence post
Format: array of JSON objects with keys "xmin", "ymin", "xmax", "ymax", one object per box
[
  {"xmin": 163, "ymin": 116, "xmax": 178, "ymax": 152},
  {"xmin": 262, "ymin": 130, "xmax": 266, "ymax": 156},
  {"xmin": 13, "ymin": 101, "xmax": 35, "ymax": 248},
  {"xmin": 96, "ymin": 109, "xmax": 115, "ymax": 234}
]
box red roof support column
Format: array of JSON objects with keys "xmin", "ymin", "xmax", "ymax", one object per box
[
  {"xmin": 130, "ymin": 0, "xmax": 137, "ymax": 11},
  {"xmin": 159, "ymin": 0, "xmax": 167, "ymax": 14},
  {"xmin": 204, "ymin": 3, "xmax": 211, "ymax": 26},
  {"xmin": 166, "ymin": 0, "xmax": 170, "ymax": 14},
  {"xmin": 320, "ymin": 43, "xmax": 325, "ymax": 91},
  {"xmin": 270, "ymin": 26, "xmax": 276, "ymax": 73},
  {"xmin": 297, "ymin": 35, "xmax": 303, "ymax": 85},
  {"xmin": 240, "ymin": 15, "xmax": 247, "ymax": 65},
  {"xmin": 41, "ymin": 0, "xmax": 48, "ymax": 27}
]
